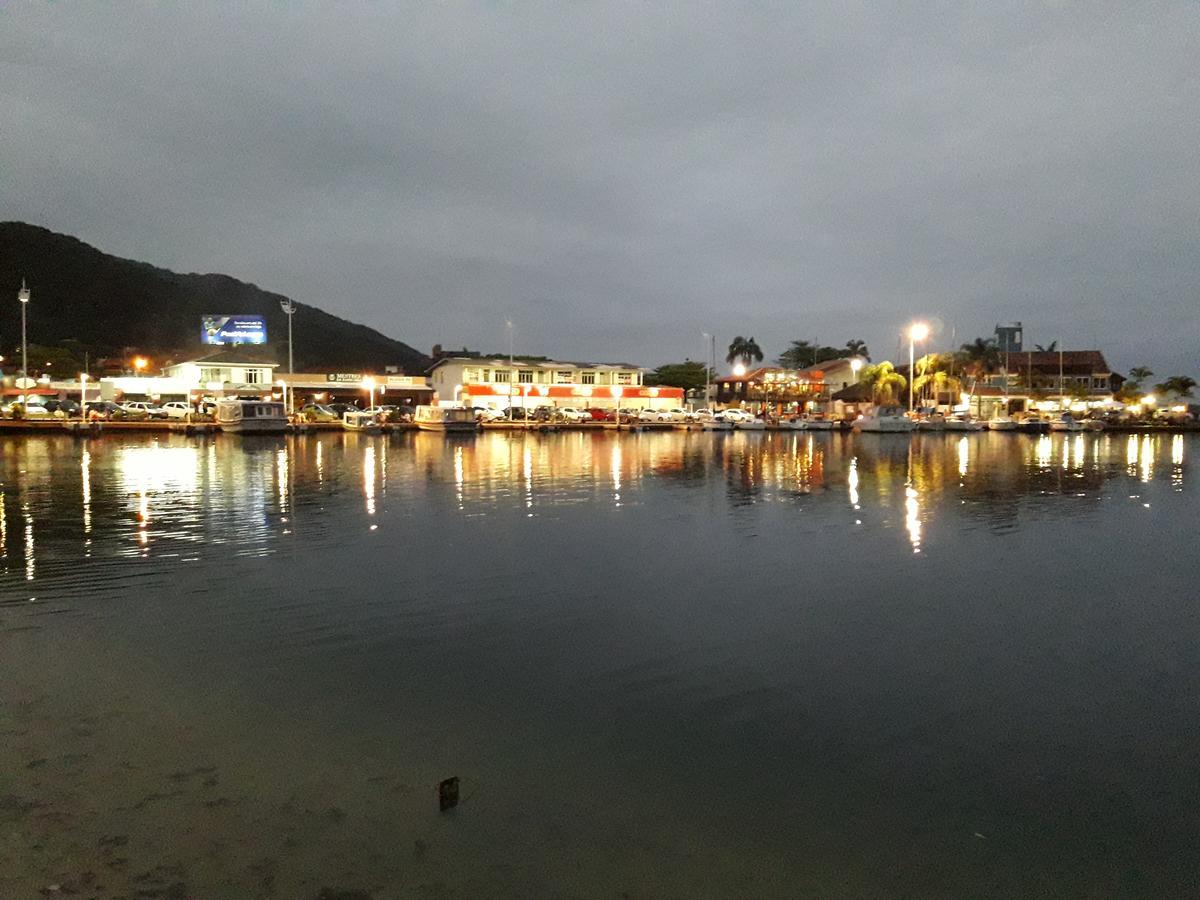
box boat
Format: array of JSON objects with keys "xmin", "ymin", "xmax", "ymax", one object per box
[
  {"xmin": 414, "ymin": 405, "xmax": 478, "ymax": 433},
  {"xmin": 343, "ymin": 410, "xmax": 383, "ymax": 434},
  {"xmin": 1081, "ymin": 418, "xmax": 1106, "ymax": 432},
  {"xmin": 944, "ymin": 415, "xmax": 986, "ymax": 432},
  {"xmin": 853, "ymin": 406, "xmax": 917, "ymax": 433},
  {"xmin": 987, "ymin": 416, "xmax": 1019, "ymax": 431},
  {"xmin": 777, "ymin": 418, "xmax": 806, "ymax": 430},
  {"xmin": 799, "ymin": 416, "xmax": 835, "ymax": 431},
  {"xmin": 215, "ymin": 399, "xmax": 288, "ymax": 434},
  {"xmin": 1017, "ymin": 414, "xmax": 1049, "ymax": 434},
  {"xmin": 699, "ymin": 418, "xmax": 734, "ymax": 431},
  {"xmin": 1049, "ymin": 413, "xmax": 1086, "ymax": 432},
  {"xmin": 917, "ymin": 414, "xmax": 946, "ymax": 431}
]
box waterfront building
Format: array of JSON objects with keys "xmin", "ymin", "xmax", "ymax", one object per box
[{"xmin": 429, "ymin": 356, "xmax": 683, "ymax": 410}]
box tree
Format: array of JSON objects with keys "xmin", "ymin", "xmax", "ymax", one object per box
[
  {"xmin": 844, "ymin": 339, "xmax": 870, "ymax": 361},
  {"xmin": 726, "ymin": 336, "xmax": 763, "ymax": 368},
  {"xmin": 913, "ymin": 353, "xmax": 962, "ymax": 402},
  {"xmin": 1128, "ymin": 366, "xmax": 1154, "ymax": 387},
  {"xmin": 958, "ymin": 338, "xmax": 1000, "ymax": 381},
  {"xmin": 1034, "ymin": 341, "xmax": 1058, "ymax": 352},
  {"xmin": 644, "ymin": 360, "xmax": 713, "ymax": 393},
  {"xmin": 860, "ymin": 361, "xmax": 907, "ymax": 405},
  {"xmin": 776, "ymin": 340, "xmax": 845, "ymax": 368},
  {"xmin": 1154, "ymin": 375, "xmax": 1197, "ymax": 398}
]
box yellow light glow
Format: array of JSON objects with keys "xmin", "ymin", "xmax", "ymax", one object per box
[
  {"xmin": 1143, "ymin": 395, "xmax": 1157, "ymax": 406},
  {"xmin": 909, "ymin": 322, "xmax": 930, "ymax": 342},
  {"xmin": 133, "ymin": 357, "xmax": 148, "ymax": 371},
  {"xmin": 732, "ymin": 363, "xmax": 747, "ymax": 376},
  {"xmin": 362, "ymin": 376, "xmax": 376, "ymax": 390},
  {"xmin": 850, "ymin": 358, "xmax": 863, "ymax": 374}
]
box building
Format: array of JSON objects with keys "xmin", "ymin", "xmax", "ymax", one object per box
[
  {"xmin": 278, "ymin": 372, "xmax": 432, "ymax": 408},
  {"xmin": 984, "ymin": 350, "xmax": 1122, "ymax": 402},
  {"xmin": 715, "ymin": 358, "xmax": 862, "ymax": 412},
  {"xmin": 429, "ymin": 356, "xmax": 683, "ymax": 410},
  {"xmin": 995, "ymin": 322, "xmax": 1024, "ymax": 353},
  {"xmin": 160, "ymin": 348, "xmax": 281, "ymax": 390}
]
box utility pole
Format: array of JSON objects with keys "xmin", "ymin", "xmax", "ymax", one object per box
[
  {"xmin": 18, "ymin": 280, "xmax": 30, "ymax": 399},
  {"xmin": 279, "ymin": 299, "xmax": 296, "ymax": 374}
]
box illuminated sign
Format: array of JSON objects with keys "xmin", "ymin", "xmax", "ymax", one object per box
[{"xmin": 202, "ymin": 315, "xmax": 267, "ymax": 345}]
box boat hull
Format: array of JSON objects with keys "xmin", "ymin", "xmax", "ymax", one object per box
[
  {"xmin": 856, "ymin": 419, "xmax": 916, "ymax": 433},
  {"xmin": 219, "ymin": 418, "xmax": 288, "ymax": 434},
  {"xmin": 416, "ymin": 422, "xmax": 478, "ymax": 433}
]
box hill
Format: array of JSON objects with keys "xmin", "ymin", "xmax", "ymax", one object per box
[{"xmin": 0, "ymin": 222, "xmax": 429, "ymax": 373}]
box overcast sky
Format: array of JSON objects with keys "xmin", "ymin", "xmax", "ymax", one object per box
[{"xmin": 2, "ymin": 3, "xmax": 1197, "ymax": 375}]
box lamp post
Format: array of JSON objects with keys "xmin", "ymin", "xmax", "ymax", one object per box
[
  {"xmin": 908, "ymin": 322, "xmax": 929, "ymax": 411},
  {"xmin": 611, "ymin": 384, "xmax": 623, "ymax": 429},
  {"xmin": 363, "ymin": 376, "xmax": 376, "ymax": 411},
  {"xmin": 280, "ymin": 299, "xmax": 296, "ymax": 374},
  {"xmin": 277, "ymin": 379, "xmax": 289, "ymax": 416},
  {"xmin": 18, "ymin": 280, "xmax": 30, "ymax": 401},
  {"xmin": 80, "ymin": 372, "xmax": 88, "ymax": 419}
]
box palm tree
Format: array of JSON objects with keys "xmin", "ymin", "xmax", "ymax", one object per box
[
  {"xmin": 861, "ymin": 361, "xmax": 907, "ymax": 405},
  {"xmin": 726, "ymin": 336, "xmax": 764, "ymax": 368},
  {"xmin": 1128, "ymin": 366, "xmax": 1154, "ymax": 387},
  {"xmin": 844, "ymin": 339, "xmax": 870, "ymax": 361},
  {"xmin": 1155, "ymin": 375, "xmax": 1197, "ymax": 398},
  {"xmin": 1034, "ymin": 341, "xmax": 1058, "ymax": 352},
  {"xmin": 913, "ymin": 354, "xmax": 962, "ymax": 403},
  {"xmin": 958, "ymin": 338, "xmax": 1000, "ymax": 382}
]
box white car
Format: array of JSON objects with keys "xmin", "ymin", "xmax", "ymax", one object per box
[
  {"xmin": 663, "ymin": 407, "xmax": 694, "ymax": 422},
  {"xmin": 161, "ymin": 401, "xmax": 193, "ymax": 419},
  {"xmin": 717, "ymin": 409, "xmax": 755, "ymax": 423},
  {"xmin": 556, "ymin": 407, "xmax": 591, "ymax": 423},
  {"xmin": 123, "ymin": 401, "xmax": 168, "ymax": 419},
  {"xmin": 692, "ymin": 408, "xmax": 717, "ymax": 420},
  {"xmin": 4, "ymin": 399, "xmax": 51, "ymax": 418},
  {"xmin": 635, "ymin": 408, "xmax": 667, "ymax": 422}
]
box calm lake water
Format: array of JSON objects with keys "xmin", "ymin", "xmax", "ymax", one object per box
[{"xmin": 1, "ymin": 429, "xmax": 1197, "ymax": 898}]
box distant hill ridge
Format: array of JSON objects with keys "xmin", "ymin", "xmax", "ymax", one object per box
[{"xmin": 0, "ymin": 222, "xmax": 429, "ymax": 373}]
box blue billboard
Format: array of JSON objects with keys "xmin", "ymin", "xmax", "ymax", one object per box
[{"xmin": 201, "ymin": 315, "xmax": 267, "ymax": 345}]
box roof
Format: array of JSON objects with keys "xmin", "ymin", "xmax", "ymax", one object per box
[
  {"xmin": 830, "ymin": 382, "xmax": 873, "ymax": 402},
  {"xmin": 429, "ymin": 356, "xmax": 643, "ymax": 372},
  {"xmin": 170, "ymin": 347, "xmax": 281, "ymax": 367},
  {"xmin": 716, "ymin": 365, "xmax": 826, "ymax": 384},
  {"xmin": 1002, "ymin": 350, "xmax": 1113, "ymax": 375}
]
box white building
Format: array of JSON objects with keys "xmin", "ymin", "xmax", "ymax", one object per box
[
  {"xmin": 429, "ymin": 357, "xmax": 684, "ymax": 410},
  {"xmin": 161, "ymin": 349, "xmax": 280, "ymax": 389}
]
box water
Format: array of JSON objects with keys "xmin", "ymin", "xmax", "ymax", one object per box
[{"xmin": 1, "ymin": 429, "xmax": 1196, "ymax": 898}]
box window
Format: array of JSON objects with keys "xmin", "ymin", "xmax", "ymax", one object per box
[
  {"xmin": 493, "ymin": 369, "xmax": 511, "ymax": 383},
  {"xmin": 200, "ymin": 368, "xmax": 224, "ymax": 383},
  {"xmin": 244, "ymin": 368, "xmax": 263, "ymax": 384},
  {"xmin": 556, "ymin": 370, "xmax": 574, "ymax": 383},
  {"xmin": 617, "ymin": 372, "xmax": 633, "ymax": 385},
  {"xmin": 465, "ymin": 367, "xmax": 481, "ymax": 382},
  {"xmin": 581, "ymin": 371, "xmax": 596, "ymax": 385},
  {"xmin": 518, "ymin": 370, "xmax": 533, "ymax": 383}
]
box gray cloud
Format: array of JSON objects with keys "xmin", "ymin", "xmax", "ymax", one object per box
[{"xmin": 2, "ymin": 2, "xmax": 1197, "ymax": 375}]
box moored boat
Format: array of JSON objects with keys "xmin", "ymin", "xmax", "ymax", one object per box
[
  {"xmin": 943, "ymin": 415, "xmax": 986, "ymax": 432},
  {"xmin": 415, "ymin": 405, "xmax": 478, "ymax": 433},
  {"xmin": 988, "ymin": 416, "xmax": 1019, "ymax": 431},
  {"xmin": 343, "ymin": 410, "xmax": 383, "ymax": 434},
  {"xmin": 1049, "ymin": 413, "xmax": 1086, "ymax": 432},
  {"xmin": 917, "ymin": 414, "xmax": 946, "ymax": 431},
  {"xmin": 215, "ymin": 399, "xmax": 288, "ymax": 434},
  {"xmin": 854, "ymin": 406, "xmax": 917, "ymax": 433}
]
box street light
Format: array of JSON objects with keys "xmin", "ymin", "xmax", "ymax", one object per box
[
  {"xmin": 18, "ymin": 280, "xmax": 30, "ymax": 402},
  {"xmin": 850, "ymin": 357, "xmax": 864, "ymax": 377},
  {"xmin": 280, "ymin": 299, "xmax": 296, "ymax": 374},
  {"xmin": 363, "ymin": 376, "xmax": 377, "ymax": 411},
  {"xmin": 908, "ymin": 321, "xmax": 929, "ymax": 411},
  {"xmin": 133, "ymin": 356, "xmax": 148, "ymax": 374}
]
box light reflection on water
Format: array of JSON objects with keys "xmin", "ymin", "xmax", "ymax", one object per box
[{"xmin": 0, "ymin": 430, "xmax": 1197, "ymax": 897}]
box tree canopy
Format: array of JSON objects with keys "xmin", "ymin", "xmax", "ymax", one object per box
[
  {"xmin": 726, "ymin": 336, "xmax": 764, "ymax": 367},
  {"xmin": 644, "ymin": 360, "xmax": 714, "ymax": 392}
]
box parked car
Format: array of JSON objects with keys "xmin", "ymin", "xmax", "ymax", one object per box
[
  {"xmin": 86, "ymin": 401, "xmax": 132, "ymax": 420},
  {"xmin": 160, "ymin": 401, "xmax": 193, "ymax": 419},
  {"xmin": 122, "ymin": 401, "xmax": 168, "ymax": 419},
  {"xmin": 44, "ymin": 399, "xmax": 82, "ymax": 418},
  {"xmin": 716, "ymin": 409, "xmax": 755, "ymax": 424},
  {"xmin": 300, "ymin": 403, "xmax": 340, "ymax": 422},
  {"xmin": 4, "ymin": 399, "xmax": 51, "ymax": 418},
  {"xmin": 636, "ymin": 408, "xmax": 666, "ymax": 422},
  {"xmin": 663, "ymin": 407, "xmax": 694, "ymax": 422},
  {"xmin": 587, "ymin": 407, "xmax": 615, "ymax": 422},
  {"xmin": 555, "ymin": 407, "xmax": 591, "ymax": 423},
  {"xmin": 327, "ymin": 402, "xmax": 359, "ymax": 416},
  {"xmin": 472, "ymin": 407, "xmax": 506, "ymax": 422}
]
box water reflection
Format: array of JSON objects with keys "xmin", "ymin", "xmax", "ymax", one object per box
[{"xmin": 0, "ymin": 432, "xmax": 1194, "ymax": 583}]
